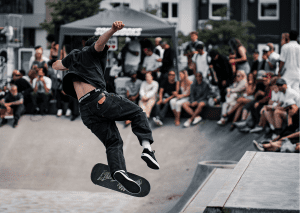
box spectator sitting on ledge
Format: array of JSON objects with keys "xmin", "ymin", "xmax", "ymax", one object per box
[
  {"xmin": 0, "ymin": 84, "xmax": 24, "ymax": 128},
  {"xmin": 182, "ymin": 72, "xmax": 211, "ymax": 128}
]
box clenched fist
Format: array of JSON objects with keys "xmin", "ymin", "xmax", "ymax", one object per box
[{"xmin": 112, "ymin": 21, "xmax": 125, "ymax": 32}]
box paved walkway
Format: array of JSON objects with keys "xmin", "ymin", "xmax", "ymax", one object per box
[{"xmin": 0, "ymin": 115, "xmax": 262, "ymax": 212}]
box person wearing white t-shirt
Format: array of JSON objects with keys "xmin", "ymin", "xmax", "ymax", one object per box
[
  {"xmin": 278, "ymin": 30, "xmax": 300, "ymax": 93},
  {"xmin": 267, "ymin": 43, "xmax": 280, "ymax": 74},
  {"xmin": 191, "ymin": 43, "xmax": 209, "ymax": 78},
  {"xmin": 141, "ymin": 47, "xmax": 162, "ymax": 81},
  {"xmin": 138, "ymin": 73, "xmax": 159, "ymax": 118},
  {"xmin": 124, "ymin": 38, "xmax": 141, "ymax": 75},
  {"xmin": 31, "ymin": 68, "xmax": 52, "ymax": 115},
  {"xmin": 153, "ymin": 37, "xmax": 164, "ymax": 58},
  {"xmin": 272, "ymin": 78, "xmax": 300, "ymax": 138}
]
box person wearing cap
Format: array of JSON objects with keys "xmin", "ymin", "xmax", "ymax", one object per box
[
  {"xmin": 53, "ymin": 21, "xmax": 160, "ymax": 194},
  {"xmin": 278, "ymin": 30, "xmax": 300, "ymax": 93},
  {"xmin": 157, "ymin": 40, "xmax": 175, "ymax": 84},
  {"xmin": 267, "ymin": 43, "xmax": 280, "ymax": 73},
  {"xmin": 153, "ymin": 37, "xmax": 164, "ymax": 58},
  {"xmin": 141, "ymin": 47, "xmax": 162, "ymax": 81},
  {"xmin": 184, "ymin": 31, "xmax": 204, "ymax": 64},
  {"xmin": 259, "ymin": 45, "xmax": 278, "ymax": 75},
  {"xmin": 191, "ymin": 43, "xmax": 209, "ymax": 78},
  {"xmin": 272, "ymin": 78, "xmax": 300, "ymax": 138},
  {"xmin": 250, "ymin": 49, "xmax": 259, "ymax": 76},
  {"xmin": 208, "ymin": 49, "xmax": 233, "ymax": 102}
]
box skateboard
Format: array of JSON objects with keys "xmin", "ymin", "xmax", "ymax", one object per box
[{"xmin": 91, "ymin": 163, "xmax": 151, "ymax": 197}]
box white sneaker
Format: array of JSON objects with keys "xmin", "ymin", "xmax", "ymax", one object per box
[
  {"xmin": 271, "ymin": 134, "xmax": 278, "ymax": 140},
  {"xmin": 183, "ymin": 119, "xmax": 192, "ymax": 128},
  {"xmin": 192, "ymin": 116, "xmax": 202, "ymax": 125},
  {"xmin": 217, "ymin": 118, "xmax": 225, "ymax": 125},
  {"xmin": 57, "ymin": 109, "xmax": 63, "ymax": 117},
  {"xmin": 155, "ymin": 118, "xmax": 163, "ymax": 126},
  {"xmin": 249, "ymin": 126, "xmax": 264, "ymax": 133},
  {"xmin": 65, "ymin": 109, "xmax": 72, "ymax": 117}
]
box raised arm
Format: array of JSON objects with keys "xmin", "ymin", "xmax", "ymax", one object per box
[{"xmin": 94, "ymin": 21, "xmax": 125, "ymax": 52}]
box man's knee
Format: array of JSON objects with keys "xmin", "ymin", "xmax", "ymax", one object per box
[{"xmin": 198, "ymin": 102, "xmax": 206, "ymax": 108}]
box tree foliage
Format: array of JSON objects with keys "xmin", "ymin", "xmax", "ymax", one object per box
[
  {"xmin": 178, "ymin": 7, "xmax": 256, "ymax": 57},
  {"xmin": 40, "ymin": 0, "xmax": 103, "ymax": 35}
]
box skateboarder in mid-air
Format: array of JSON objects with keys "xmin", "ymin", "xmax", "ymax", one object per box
[{"xmin": 52, "ymin": 21, "xmax": 160, "ymax": 194}]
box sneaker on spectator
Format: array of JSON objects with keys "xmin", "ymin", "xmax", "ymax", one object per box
[
  {"xmin": 113, "ymin": 170, "xmax": 141, "ymax": 194},
  {"xmin": 240, "ymin": 126, "xmax": 251, "ymax": 133},
  {"xmin": 0, "ymin": 118, "xmax": 8, "ymax": 127},
  {"xmin": 141, "ymin": 149, "xmax": 160, "ymax": 170},
  {"xmin": 217, "ymin": 117, "xmax": 226, "ymax": 125},
  {"xmin": 192, "ymin": 116, "xmax": 202, "ymax": 125},
  {"xmin": 57, "ymin": 109, "xmax": 63, "ymax": 117},
  {"xmin": 183, "ymin": 119, "xmax": 192, "ymax": 128},
  {"xmin": 249, "ymin": 125, "xmax": 264, "ymax": 133},
  {"xmin": 12, "ymin": 120, "xmax": 18, "ymax": 128},
  {"xmin": 253, "ymin": 140, "xmax": 265, "ymax": 151},
  {"xmin": 154, "ymin": 117, "xmax": 163, "ymax": 126},
  {"xmin": 234, "ymin": 120, "xmax": 247, "ymax": 128},
  {"xmin": 66, "ymin": 109, "xmax": 72, "ymax": 117}
]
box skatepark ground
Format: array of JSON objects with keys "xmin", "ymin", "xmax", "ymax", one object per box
[{"xmin": 0, "ymin": 115, "xmax": 264, "ymax": 212}]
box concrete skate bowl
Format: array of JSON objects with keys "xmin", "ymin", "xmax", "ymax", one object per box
[{"xmin": 0, "ymin": 116, "xmax": 261, "ymax": 212}]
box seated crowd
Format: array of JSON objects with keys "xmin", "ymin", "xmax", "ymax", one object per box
[{"xmin": 0, "ymin": 31, "xmax": 299, "ymax": 154}]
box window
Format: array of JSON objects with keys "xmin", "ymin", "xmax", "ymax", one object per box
[
  {"xmin": 172, "ymin": 3, "xmax": 178, "ymax": 18},
  {"xmin": 161, "ymin": 3, "xmax": 169, "ymax": 18},
  {"xmin": 23, "ymin": 28, "xmax": 35, "ymax": 48},
  {"xmin": 258, "ymin": 0, "xmax": 279, "ymax": 20},
  {"xmin": 209, "ymin": 0, "xmax": 229, "ymax": 20},
  {"xmin": 0, "ymin": 0, "xmax": 33, "ymax": 14},
  {"xmin": 110, "ymin": 3, "xmax": 130, "ymax": 8}
]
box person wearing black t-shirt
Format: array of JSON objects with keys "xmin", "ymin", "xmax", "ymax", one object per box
[
  {"xmin": 0, "ymin": 84, "xmax": 24, "ymax": 128},
  {"xmin": 157, "ymin": 41, "xmax": 175, "ymax": 84},
  {"xmin": 153, "ymin": 70, "xmax": 179, "ymax": 126},
  {"xmin": 52, "ymin": 21, "xmax": 159, "ymax": 194}
]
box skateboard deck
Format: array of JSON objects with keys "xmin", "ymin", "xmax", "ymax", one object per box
[{"xmin": 91, "ymin": 163, "xmax": 151, "ymax": 197}]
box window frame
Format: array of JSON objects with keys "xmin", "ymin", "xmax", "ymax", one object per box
[
  {"xmin": 208, "ymin": 0, "xmax": 230, "ymax": 20},
  {"xmin": 258, "ymin": 0, "xmax": 280, "ymax": 21}
]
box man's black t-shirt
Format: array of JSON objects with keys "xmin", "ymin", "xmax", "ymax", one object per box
[
  {"xmin": 62, "ymin": 43, "xmax": 109, "ymax": 99},
  {"xmin": 210, "ymin": 54, "xmax": 233, "ymax": 82},
  {"xmin": 11, "ymin": 78, "xmax": 33, "ymax": 95},
  {"xmin": 250, "ymin": 60, "xmax": 259, "ymax": 73},
  {"xmin": 160, "ymin": 80, "xmax": 176, "ymax": 98},
  {"xmin": 4, "ymin": 92, "xmax": 23, "ymax": 103},
  {"xmin": 161, "ymin": 48, "xmax": 174, "ymax": 74}
]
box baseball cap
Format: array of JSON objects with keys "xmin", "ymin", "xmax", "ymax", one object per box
[
  {"xmin": 257, "ymin": 70, "xmax": 267, "ymax": 80},
  {"xmin": 253, "ymin": 49, "xmax": 259, "ymax": 54},
  {"xmin": 276, "ymin": 78, "xmax": 287, "ymax": 86},
  {"xmin": 262, "ymin": 46, "xmax": 270, "ymax": 53},
  {"xmin": 208, "ymin": 49, "xmax": 218, "ymax": 59},
  {"xmin": 196, "ymin": 43, "xmax": 204, "ymax": 50}
]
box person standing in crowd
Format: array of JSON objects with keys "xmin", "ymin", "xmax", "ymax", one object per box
[
  {"xmin": 124, "ymin": 71, "xmax": 142, "ymax": 127},
  {"xmin": 31, "ymin": 47, "xmax": 49, "ymax": 77},
  {"xmin": 278, "ymin": 30, "xmax": 300, "ymax": 93},
  {"xmin": 250, "ymin": 49, "xmax": 260, "ymax": 76},
  {"xmin": 266, "ymin": 43, "xmax": 280, "ymax": 74},
  {"xmin": 208, "ymin": 49, "xmax": 233, "ymax": 103},
  {"xmin": 139, "ymin": 72, "xmax": 159, "ymax": 119},
  {"xmin": 29, "ymin": 46, "xmax": 49, "ymax": 71},
  {"xmin": 122, "ymin": 37, "xmax": 142, "ymax": 76},
  {"xmin": 228, "ymin": 38, "xmax": 250, "ymax": 74},
  {"xmin": 184, "ymin": 31, "xmax": 204, "ymax": 64},
  {"xmin": 0, "ymin": 84, "xmax": 24, "ymax": 128},
  {"xmin": 170, "ymin": 70, "xmax": 192, "ymax": 126},
  {"xmin": 191, "ymin": 43, "xmax": 209, "ymax": 78},
  {"xmin": 31, "ymin": 68, "xmax": 52, "ymax": 115},
  {"xmin": 153, "ymin": 37, "xmax": 164, "ymax": 58},
  {"xmin": 157, "ymin": 41, "xmax": 175, "ymax": 84},
  {"xmin": 182, "ymin": 72, "xmax": 211, "ymax": 128},
  {"xmin": 259, "ymin": 45, "xmax": 278, "ymax": 76},
  {"xmin": 141, "ymin": 47, "xmax": 162, "ymax": 81},
  {"xmin": 19, "ymin": 69, "xmax": 31, "ymax": 84},
  {"xmin": 153, "ymin": 70, "xmax": 179, "ymax": 126}
]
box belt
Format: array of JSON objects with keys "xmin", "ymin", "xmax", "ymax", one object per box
[{"xmin": 78, "ymin": 89, "xmax": 104, "ymax": 103}]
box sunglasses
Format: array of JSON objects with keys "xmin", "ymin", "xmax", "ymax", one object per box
[
  {"xmin": 237, "ymin": 75, "xmax": 241, "ymax": 77},
  {"xmin": 13, "ymin": 74, "xmax": 21, "ymax": 77},
  {"xmin": 168, "ymin": 74, "xmax": 175, "ymax": 76}
]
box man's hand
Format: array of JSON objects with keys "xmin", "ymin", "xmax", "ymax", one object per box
[
  {"xmin": 262, "ymin": 54, "xmax": 268, "ymax": 60},
  {"xmin": 222, "ymin": 80, "xmax": 227, "ymax": 86},
  {"xmin": 141, "ymin": 96, "xmax": 148, "ymax": 102},
  {"xmin": 191, "ymin": 101, "xmax": 198, "ymax": 107},
  {"xmin": 156, "ymin": 99, "xmax": 162, "ymax": 105},
  {"xmin": 156, "ymin": 58, "xmax": 162, "ymax": 62},
  {"xmin": 112, "ymin": 21, "xmax": 125, "ymax": 32},
  {"xmin": 229, "ymin": 59, "xmax": 235, "ymax": 64},
  {"xmin": 254, "ymin": 102, "xmax": 259, "ymax": 109}
]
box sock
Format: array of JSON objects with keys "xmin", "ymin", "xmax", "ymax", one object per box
[{"xmin": 142, "ymin": 140, "xmax": 152, "ymax": 151}]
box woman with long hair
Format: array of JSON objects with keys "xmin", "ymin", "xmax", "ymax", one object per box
[
  {"xmin": 222, "ymin": 72, "xmax": 257, "ymax": 130},
  {"xmin": 217, "ymin": 70, "xmax": 247, "ymax": 125},
  {"xmin": 170, "ymin": 70, "xmax": 193, "ymax": 126},
  {"xmin": 228, "ymin": 38, "xmax": 250, "ymax": 74}
]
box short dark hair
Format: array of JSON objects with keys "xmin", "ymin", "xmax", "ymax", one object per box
[
  {"xmin": 209, "ymin": 49, "xmax": 219, "ymax": 59},
  {"xmin": 196, "ymin": 43, "xmax": 204, "ymax": 50},
  {"xmin": 85, "ymin": 36, "xmax": 100, "ymax": 46},
  {"xmin": 289, "ymin": 30, "xmax": 299, "ymax": 40},
  {"xmin": 34, "ymin": 45, "xmax": 42, "ymax": 50},
  {"xmin": 190, "ymin": 31, "xmax": 198, "ymax": 36},
  {"xmin": 19, "ymin": 69, "xmax": 26, "ymax": 76}
]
